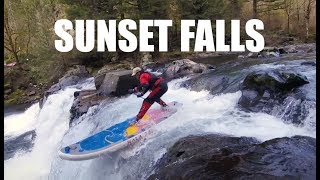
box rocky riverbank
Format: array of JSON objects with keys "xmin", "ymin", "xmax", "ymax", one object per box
[
  {"xmin": 4, "ymin": 43, "xmax": 315, "ymax": 109},
  {"xmin": 30, "ymin": 43, "xmax": 315, "ymax": 126}
]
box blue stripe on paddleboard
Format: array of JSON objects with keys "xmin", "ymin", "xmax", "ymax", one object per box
[{"xmin": 78, "ymin": 117, "xmax": 136, "ymax": 151}]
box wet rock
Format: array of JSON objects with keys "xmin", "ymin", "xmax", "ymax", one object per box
[
  {"xmin": 4, "ymin": 130, "xmax": 37, "ymax": 160},
  {"xmin": 281, "ymin": 43, "xmax": 315, "ymax": 54},
  {"xmin": 149, "ymin": 134, "xmax": 315, "ymax": 180},
  {"xmin": 285, "ymin": 45, "xmax": 298, "ymax": 53},
  {"xmin": 196, "ymin": 52, "xmax": 220, "ymax": 58},
  {"xmin": 301, "ymin": 61, "xmax": 316, "ymax": 66},
  {"xmin": 246, "ymin": 47, "xmax": 285, "ymax": 59},
  {"xmin": 306, "ymin": 48, "xmax": 313, "ymax": 53},
  {"xmin": 94, "ymin": 73, "xmax": 106, "ymax": 90},
  {"xmin": 64, "ymin": 65, "xmax": 89, "ymax": 79},
  {"xmin": 57, "ymin": 65, "xmax": 90, "ymax": 89},
  {"xmin": 97, "ymin": 70, "xmax": 139, "ymax": 96},
  {"xmin": 70, "ymin": 70, "xmax": 139, "ymax": 123},
  {"xmin": 238, "ymin": 70, "xmax": 309, "ymax": 124},
  {"xmin": 242, "ymin": 45, "xmax": 296, "ymax": 59},
  {"xmin": 247, "ymin": 52, "xmax": 259, "ymax": 58},
  {"xmin": 240, "ymin": 70, "xmax": 308, "ymax": 94},
  {"xmin": 237, "ymin": 55, "xmax": 245, "ymax": 59},
  {"xmin": 40, "ymin": 65, "xmax": 90, "ymax": 108},
  {"xmin": 141, "ymin": 52, "xmax": 153, "ymax": 66},
  {"xmin": 143, "ymin": 59, "xmax": 212, "ymax": 79},
  {"xmin": 69, "ymin": 90, "xmax": 112, "ymax": 125},
  {"xmin": 265, "ymin": 51, "xmax": 280, "ymax": 57},
  {"xmin": 39, "ymin": 97, "xmax": 46, "ymax": 109},
  {"xmin": 27, "ymin": 91, "xmax": 36, "ymax": 96},
  {"xmin": 180, "ymin": 70, "xmax": 246, "ymax": 95},
  {"xmin": 274, "ymin": 96, "xmax": 315, "ymax": 124},
  {"xmin": 143, "ymin": 62, "xmax": 167, "ymax": 75},
  {"xmin": 278, "ymin": 48, "xmax": 287, "ymax": 54},
  {"xmin": 163, "ymin": 59, "xmax": 209, "ymax": 79},
  {"xmin": 5, "ymin": 89, "xmax": 12, "ymax": 94},
  {"xmin": 58, "ymin": 76, "xmax": 81, "ymax": 88},
  {"xmin": 181, "ymin": 74, "xmax": 229, "ymax": 94},
  {"xmin": 94, "ymin": 63, "xmax": 133, "ymax": 89},
  {"xmin": 45, "ymin": 83, "xmax": 61, "ymax": 96}
]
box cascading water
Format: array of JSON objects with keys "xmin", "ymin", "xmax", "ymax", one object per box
[
  {"xmin": 4, "ymin": 58, "xmax": 316, "ymax": 180},
  {"xmin": 4, "ymin": 78, "xmax": 95, "ymax": 180}
]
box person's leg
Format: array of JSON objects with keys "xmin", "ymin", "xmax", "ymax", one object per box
[
  {"xmin": 136, "ymin": 87, "xmax": 161, "ymax": 120},
  {"xmin": 136, "ymin": 99, "xmax": 153, "ymax": 119},
  {"xmin": 154, "ymin": 82, "xmax": 168, "ymax": 107},
  {"xmin": 156, "ymin": 98, "xmax": 167, "ymax": 107}
]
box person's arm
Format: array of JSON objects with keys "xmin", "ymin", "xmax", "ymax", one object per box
[{"xmin": 137, "ymin": 73, "xmax": 150, "ymax": 94}]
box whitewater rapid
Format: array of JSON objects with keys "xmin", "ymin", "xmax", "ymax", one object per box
[
  {"xmin": 4, "ymin": 78, "xmax": 96, "ymax": 180},
  {"xmin": 4, "ymin": 60, "xmax": 316, "ymax": 180}
]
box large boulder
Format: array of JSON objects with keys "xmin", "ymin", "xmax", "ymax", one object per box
[
  {"xmin": 94, "ymin": 63, "xmax": 133, "ymax": 89},
  {"xmin": 240, "ymin": 70, "xmax": 308, "ymax": 94},
  {"xmin": 281, "ymin": 43, "xmax": 316, "ymax": 54},
  {"xmin": 69, "ymin": 90, "xmax": 112, "ymax": 125},
  {"xmin": 180, "ymin": 71, "xmax": 247, "ymax": 95},
  {"xmin": 141, "ymin": 52, "xmax": 153, "ymax": 66},
  {"xmin": 283, "ymin": 45, "xmax": 298, "ymax": 53},
  {"xmin": 4, "ymin": 130, "xmax": 36, "ymax": 160},
  {"xmin": 301, "ymin": 61, "xmax": 316, "ymax": 66},
  {"xmin": 181, "ymin": 74, "xmax": 230, "ymax": 94},
  {"xmin": 241, "ymin": 44, "xmax": 316, "ymax": 59},
  {"xmin": 238, "ymin": 70, "xmax": 309, "ymax": 124},
  {"xmin": 97, "ymin": 70, "xmax": 139, "ymax": 96},
  {"xmin": 142, "ymin": 62, "xmax": 167, "ymax": 74},
  {"xmin": 149, "ymin": 134, "xmax": 316, "ymax": 180},
  {"xmin": 163, "ymin": 59, "xmax": 209, "ymax": 79},
  {"xmin": 40, "ymin": 65, "xmax": 90, "ymax": 108},
  {"xmin": 244, "ymin": 47, "xmax": 287, "ymax": 59}
]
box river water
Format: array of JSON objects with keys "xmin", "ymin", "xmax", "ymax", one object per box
[{"xmin": 4, "ymin": 54, "xmax": 316, "ymax": 180}]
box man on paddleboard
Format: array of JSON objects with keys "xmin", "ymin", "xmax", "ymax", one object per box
[{"xmin": 129, "ymin": 67, "xmax": 168, "ymax": 124}]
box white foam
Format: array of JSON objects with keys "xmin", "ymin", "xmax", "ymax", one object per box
[
  {"xmin": 4, "ymin": 67, "xmax": 316, "ymax": 180},
  {"xmin": 4, "ymin": 103, "xmax": 40, "ymax": 137},
  {"xmin": 49, "ymin": 76, "xmax": 315, "ymax": 179},
  {"xmin": 4, "ymin": 78, "xmax": 96, "ymax": 180}
]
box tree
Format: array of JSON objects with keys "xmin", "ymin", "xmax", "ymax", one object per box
[
  {"xmin": 4, "ymin": 1, "xmax": 20, "ymax": 63},
  {"xmin": 253, "ymin": 0, "xmax": 258, "ymax": 18},
  {"xmin": 228, "ymin": 0, "xmax": 242, "ymax": 19},
  {"xmin": 283, "ymin": 0, "xmax": 294, "ymax": 34},
  {"xmin": 295, "ymin": 0, "xmax": 301, "ymax": 24},
  {"xmin": 303, "ymin": 0, "xmax": 315, "ymax": 40},
  {"xmin": 4, "ymin": 0, "xmax": 36, "ymax": 64}
]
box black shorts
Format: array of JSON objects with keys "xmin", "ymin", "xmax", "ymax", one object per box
[{"xmin": 145, "ymin": 81, "xmax": 168, "ymax": 104}]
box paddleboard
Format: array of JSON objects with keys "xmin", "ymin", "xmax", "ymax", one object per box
[{"xmin": 58, "ymin": 101, "xmax": 182, "ymax": 161}]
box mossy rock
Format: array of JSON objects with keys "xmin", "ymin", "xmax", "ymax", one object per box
[
  {"xmin": 114, "ymin": 63, "xmax": 131, "ymax": 70},
  {"xmin": 4, "ymin": 83, "xmax": 11, "ymax": 90},
  {"xmin": 4, "ymin": 89, "xmax": 26, "ymax": 105}
]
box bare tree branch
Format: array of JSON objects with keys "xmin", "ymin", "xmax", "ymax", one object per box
[
  {"xmin": 125, "ymin": 1, "xmax": 138, "ymax": 6},
  {"xmin": 4, "ymin": 44, "xmax": 13, "ymax": 52}
]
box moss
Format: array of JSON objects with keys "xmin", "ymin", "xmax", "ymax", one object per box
[
  {"xmin": 4, "ymin": 89, "xmax": 26, "ymax": 106},
  {"xmin": 115, "ymin": 64, "xmax": 130, "ymax": 70},
  {"xmin": 4, "ymin": 83, "xmax": 11, "ymax": 90},
  {"xmin": 89, "ymin": 67, "xmax": 101, "ymax": 76}
]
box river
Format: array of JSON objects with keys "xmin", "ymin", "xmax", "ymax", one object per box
[{"xmin": 4, "ymin": 53, "xmax": 316, "ymax": 180}]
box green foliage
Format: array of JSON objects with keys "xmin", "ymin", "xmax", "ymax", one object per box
[
  {"xmin": 65, "ymin": 5, "xmax": 90, "ymax": 19},
  {"xmin": 4, "ymin": 89, "xmax": 25, "ymax": 105},
  {"xmin": 178, "ymin": 0, "xmax": 226, "ymax": 19}
]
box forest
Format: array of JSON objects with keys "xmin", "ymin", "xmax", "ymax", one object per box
[{"xmin": 4, "ymin": 0, "xmax": 316, "ymax": 106}]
